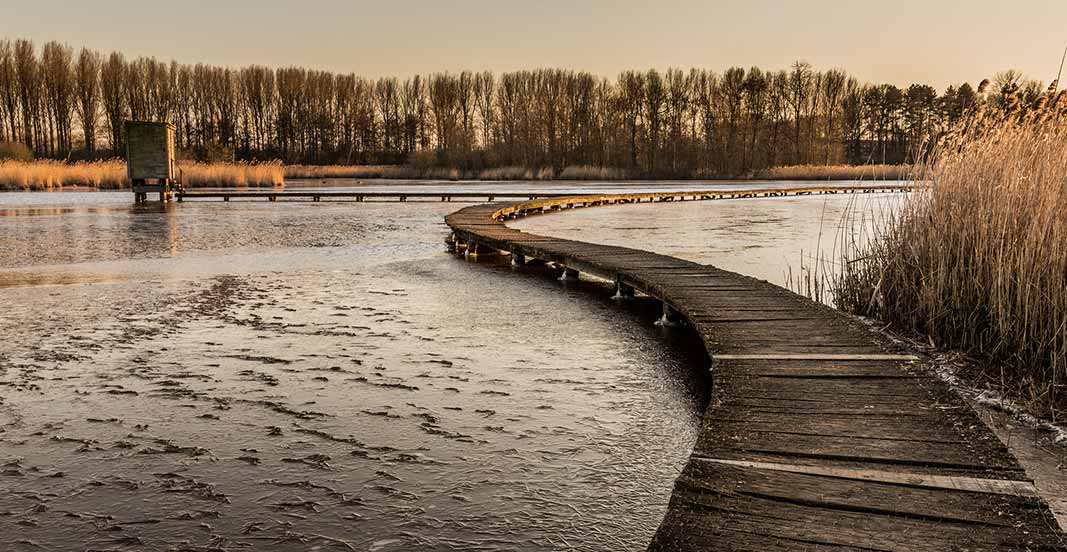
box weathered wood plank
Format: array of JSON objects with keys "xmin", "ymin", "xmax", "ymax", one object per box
[{"xmin": 692, "ymin": 458, "xmax": 1040, "ymax": 497}]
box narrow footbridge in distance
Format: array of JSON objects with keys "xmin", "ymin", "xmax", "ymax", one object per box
[
  {"xmin": 443, "ymin": 186, "xmax": 1066, "ymax": 552},
  {"xmin": 175, "ymin": 184, "xmax": 912, "ymax": 203}
]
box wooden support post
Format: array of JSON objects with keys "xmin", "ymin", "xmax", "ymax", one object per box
[
  {"xmin": 612, "ymin": 280, "xmax": 635, "ymax": 301},
  {"xmin": 465, "ymin": 242, "xmax": 479, "ymax": 260},
  {"xmin": 655, "ymin": 302, "xmax": 681, "ymax": 327},
  {"xmin": 559, "ymin": 267, "xmax": 579, "ymax": 282}
]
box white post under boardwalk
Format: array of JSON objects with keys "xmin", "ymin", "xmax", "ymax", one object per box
[
  {"xmin": 559, "ymin": 267, "xmax": 579, "ymax": 281},
  {"xmin": 511, "ymin": 253, "xmax": 526, "ymax": 267},
  {"xmin": 655, "ymin": 302, "xmax": 680, "ymax": 327},
  {"xmin": 612, "ymin": 281, "xmax": 635, "ymax": 301}
]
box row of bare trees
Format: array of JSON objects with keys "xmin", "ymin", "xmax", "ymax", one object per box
[{"xmin": 0, "ymin": 38, "xmax": 1036, "ymax": 175}]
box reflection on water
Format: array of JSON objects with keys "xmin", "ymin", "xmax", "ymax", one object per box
[{"xmin": 0, "ymin": 185, "xmax": 711, "ymax": 551}]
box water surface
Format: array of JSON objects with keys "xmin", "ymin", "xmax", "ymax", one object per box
[{"xmin": 0, "ymin": 183, "xmax": 897, "ymax": 550}]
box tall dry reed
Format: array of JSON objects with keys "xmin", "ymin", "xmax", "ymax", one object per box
[
  {"xmin": 285, "ymin": 164, "xmax": 629, "ymax": 181},
  {"xmin": 833, "ymin": 93, "xmax": 1067, "ymax": 416},
  {"xmin": 180, "ymin": 161, "xmax": 284, "ymax": 188},
  {"xmin": 0, "ymin": 160, "xmax": 283, "ymax": 190},
  {"xmin": 0, "ymin": 160, "xmax": 126, "ymax": 190},
  {"xmin": 557, "ymin": 165, "xmax": 629, "ymax": 180},
  {"xmin": 284, "ymin": 165, "xmax": 389, "ymax": 179}
]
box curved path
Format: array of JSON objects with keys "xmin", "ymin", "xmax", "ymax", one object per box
[{"xmin": 445, "ymin": 186, "xmax": 1065, "ymax": 551}]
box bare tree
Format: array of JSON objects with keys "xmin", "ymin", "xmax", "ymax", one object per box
[
  {"xmin": 428, "ymin": 73, "xmax": 458, "ymax": 153},
  {"xmin": 74, "ymin": 48, "xmax": 101, "ymax": 153},
  {"xmin": 456, "ymin": 71, "xmax": 474, "ymax": 155},
  {"xmin": 13, "ymin": 39, "xmax": 41, "ymax": 153},
  {"xmin": 719, "ymin": 67, "xmax": 745, "ymax": 175},
  {"xmin": 400, "ymin": 75, "xmax": 425, "ymax": 154},
  {"xmin": 473, "ymin": 71, "xmax": 494, "ymax": 150},
  {"xmin": 618, "ymin": 70, "xmax": 644, "ymax": 170},
  {"xmin": 787, "ymin": 61, "xmax": 813, "ymax": 164},
  {"xmin": 41, "ymin": 41, "xmax": 75, "ymax": 156},
  {"xmin": 99, "ymin": 52, "xmax": 127, "ymax": 152},
  {"xmin": 820, "ymin": 69, "xmax": 847, "ymax": 164},
  {"xmin": 374, "ymin": 77, "xmax": 399, "ymax": 158},
  {"xmin": 0, "ymin": 40, "xmax": 19, "ymax": 143},
  {"xmin": 742, "ymin": 68, "xmax": 768, "ymax": 173}
]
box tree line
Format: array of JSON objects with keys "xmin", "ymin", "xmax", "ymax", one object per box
[{"xmin": 0, "ymin": 37, "xmax": 1043, "ymax": 177}]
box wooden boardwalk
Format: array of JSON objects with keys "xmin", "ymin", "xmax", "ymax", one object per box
[
  {"xmin": 177, "ymin": 190, "xmax": 577, "ymax": 202},
  {"xmin": 444, "ymin": 186, "xmax": 1066, "ymax": 552},
  {"xmin": 176, "ymin": 184, "xmax": 911, "ymax": 203}
]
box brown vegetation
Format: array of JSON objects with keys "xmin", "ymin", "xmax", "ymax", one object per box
[
  {"xmin": 830, "ymin": 84, "xmax": 1067, "ymax": 416},
  {"xmin": 758, "ymin": 164, "xmax": 911, "ymax": 181},
  {"xmin": 284, "ymin": 164, "xmax": 628, "ymax": 181},
  {"xmin": 283, "ymin": 165, "xmax": 391, "ymax": 179},
  {"xmin": 0, "ymin": 160, "xmax": 283, "ymax": 190},
  {"xmin": 3, "ymin": 37, "xmax": 1038, "ymax": 179}
]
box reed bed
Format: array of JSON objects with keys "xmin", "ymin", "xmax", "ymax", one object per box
[
  {"xmin": 477, "ymin": 166, "xmax": 553, "ymax": 180},
  {"xmin": 831, "ymin": 96, "xmax": 1067, "ymax": 416},
  {"xmin": 181, "ymin": 161, "xmax": 284, "ymax": 188},
  {"xmin": 557, "ymin": 165, "xmax": 629, "ymax": 180},
  {"xmin": 284, "ymin": 164, "xmax": 463, "ymax": 180},
  {"xmin": 0, "ymin": 160, "xmax": 283, "ymax": 190},
  {"xmin": 0, "ymin": 160, "xmax": 127, "ymax": 190},
  {"xmin": 284, "ymin": 164, "xmax": 390, "ymax": 179},
  {"xmin": 761, "ymin": 164, "xmax": 910, "ymax": 181},
  {"xmin": 285, "ymin": 164, "xmax": 629, "ymax": 181}
]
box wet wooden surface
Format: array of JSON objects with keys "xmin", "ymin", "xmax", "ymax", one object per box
[{"xmin": 444, "ymin": 188, "xmax": 1066, "ymax": 551}]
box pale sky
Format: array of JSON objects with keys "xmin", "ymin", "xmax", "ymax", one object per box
[{"xmin": 3, "ymin": 0, "xmax": 1065, "ymax": 90}]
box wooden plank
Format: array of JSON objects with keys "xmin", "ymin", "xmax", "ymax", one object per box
[{"xmin": 692, "ymin": 458, "xmax": 1039, "ymax": 497}]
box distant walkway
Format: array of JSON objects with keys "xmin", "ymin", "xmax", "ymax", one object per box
[{"xmin": 444, "ymin": 186, "xmax": 1066, "ymax": 551}]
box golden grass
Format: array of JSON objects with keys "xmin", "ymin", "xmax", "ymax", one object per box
[
  {"xmin": 557, "ymin": 165, "xmax": 629, "ymax": 180},
  {"xmin": 284, "ymin": 164, "xmax": 463, "ymax": 180},
  {"xmin": 833, "ymin": 105, "xmax": 1067, "ymax": 415},
  {"xmin": 285, "ymin": 164, "xmax": 628, "ymax": 181},
  {"xmin": 0, "ymin": 160, "xmax": 283, "ymax": 190},
  {"xmin": 284, "ymin": 165, "xmax": 390, "ymax": 179},
  {"xmin": 0, "ymin": 160, "xmax": 127, "ymax": 190},
  {"xmin": 761, "ymin": 164, "xmax": 910, "ymax": 181},
  {"xmin": 181, "ymin": 161, "xmax": 284, "ymax": 188},
  {"xmin": 477, "ymin": 166, "xmax": 549, "ymax": 180}
]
